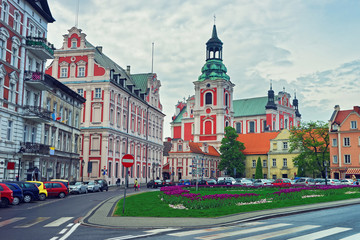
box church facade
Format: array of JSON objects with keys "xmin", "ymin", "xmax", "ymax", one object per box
[{"xmin": 167, "ymin": 24, "xmax": 301, "ymax": 180}]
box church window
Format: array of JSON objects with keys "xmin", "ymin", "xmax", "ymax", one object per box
[
  {"xmin": 285, "ymin": 119, "xmax": 288, "ymax": 129},
  {"xmin": 225, "ymin": 121, "xmax": 229, "ymax": 127},
  {"xmin": 249, "ymin": 121, "xmax": 255, "ymax": 133},
  {"xmin": 236, "ymin": 123, "xmax": 241, "ymax": 133},
  {"xmin": 225, "ymin": 93, "xmax": 229, "ymax": 107},
  {"xmin": 205, "ymin": 92, "xmax": 212, "ymax": 105},
  {"xmin": 204, "ymin": 120, "xmax": 212, "ymax": 134},
  {"xmin": 206, "ymin": 83, "xmax": 210, "ymax": 88}
]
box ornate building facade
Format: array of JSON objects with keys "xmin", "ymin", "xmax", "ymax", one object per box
[{"xmin": 46, "ymin": 27, "xmax": 165, "ymax": 185}]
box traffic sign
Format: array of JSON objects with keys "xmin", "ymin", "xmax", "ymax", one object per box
[{"xmin": 121, "ymin": 154, "xmax": 135, "ymax": 168}]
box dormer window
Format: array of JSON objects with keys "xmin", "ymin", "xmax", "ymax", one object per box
[
  {"xmin": 178, "ymin": 144, "xmax": 182, "ymax": 151},
  {"xmin": 71, "ymin": 39, "xmax": 77, "ymax": 49}
]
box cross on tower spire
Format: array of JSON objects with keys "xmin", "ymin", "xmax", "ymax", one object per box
[{"xmin": 214, "ymin": 14, "xmax": 216, "ymax": 25}]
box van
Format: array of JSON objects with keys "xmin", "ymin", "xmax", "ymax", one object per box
[{"xmin": 217, "ymin": 177, "xmax": 236, "ymax": 184}]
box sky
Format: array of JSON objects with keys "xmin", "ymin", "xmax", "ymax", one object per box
[{"xmin": 46, "ymin": 0, "xmax": 360, "ymax": 139}]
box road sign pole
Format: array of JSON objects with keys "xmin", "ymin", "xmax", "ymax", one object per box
[{"xmin": 122, "ymin": 167, "xmax": 128, "ymax": 214}]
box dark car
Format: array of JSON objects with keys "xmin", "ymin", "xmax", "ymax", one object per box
[
  {"xmin": 0, "ymin": 183, "xmax": 13, "ymax": 207},
  {"xmin": 4, "ymin": 181, "xmax": 39, "ymax": 203},
  {"xmin": 44, "ymin": 182, "xmax": 68, "ymax": 198},
  {"xmin": 190, "ymin": 179, "xmax": 207, "ymax": 185},
  {"xmin": 163, "ymin": 179, "xmax": 174, "ymax": 186},
  {"xmin": 147, "ymin": 180, "xmax": 163, "ymax": 188},
  {"xmin": 95, "ymin": 179, "xmax": 108, "ymax": 192},
  {"xmin": 217, "ymin": 179, "xmax": 233, "ymax": 185},
  {"xmin": 4, "ymin": 182, "xmax": 23, "ymax": 205}
]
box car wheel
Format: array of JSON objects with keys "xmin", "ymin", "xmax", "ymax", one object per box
[
  {"xmin": 0, "ymin": 198, "xmax": 9, "ymax": 207},
  {"xmin": 23, "ymin": 194, "xmax": 32, "ymax": 203},
  {"xmin": 39, "ymin": 193, "xmax": 46, "ymax": 201},
  {"xmin": 59, "ymin": 192, "xmax": 66, "ymax": 198},
  {"xmin": 12, "ymin": 197, "xmax": 20, "ymax": 205},
  {"xmin": 100, "ymin": 188, "xmax": 103, "ymax": 192},
  {"xmin": 106, "ymin": 188, "xmax": 108, "ymax": 192}
]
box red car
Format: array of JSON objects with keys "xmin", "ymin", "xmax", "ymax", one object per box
[
  {"xmin": 44, "ymin": 182, "xmax": 68, "ymax": 198},
  {"xmin": 272, "ymin": 178, "xmax": 292, "ymax": 187},
  {"xmin": 0, "ymin": 183, "xmax": 14, "ymax": 207}
]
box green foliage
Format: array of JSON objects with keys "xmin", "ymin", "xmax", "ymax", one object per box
[
  {"xmin": 255, "ymin": 157, "xmax": 263, "ymax": 179},
  {"xmin": 289, "ymin": 121, "xmax": 330, "ymax": 178},
  {"xmin": 219, "ymin": 127, "xmax": 246, "ymax": 178}
]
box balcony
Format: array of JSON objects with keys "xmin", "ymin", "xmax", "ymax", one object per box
[
  {"xmin": 24, "ymin": 71, "xmax": 50, "ymax": 90},
  {"xmin": 23, "ymin": 105, "xmax": 52, "ymax": 123},
  {"xmin": 25, "ymin": 37, "xmax": 54, "ymax": 60},
  {"xmin": 20, "ymin": 142, "xmax": 50, "ymax": 155}
]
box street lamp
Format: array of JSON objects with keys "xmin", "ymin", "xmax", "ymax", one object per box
[{"xmin": 81, "ymin": 160, "xmax": 85, "ymax": 182}]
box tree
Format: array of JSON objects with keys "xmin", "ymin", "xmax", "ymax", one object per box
[
  {"xmin": 219, "ymin": 126, "xmax": 246, "ymax": 178},
  {"xmin": 255, "ymin": 157, "xmax": 263, "ymax": 179},
  {"xmin": 289, "ymin": 121, "xmax": 330, "ymax": 178}
]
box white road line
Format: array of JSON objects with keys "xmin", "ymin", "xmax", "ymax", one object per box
[
  {"xmin": 144, "ymin": 228, "xmax": 179, "ymax": 234},
  {"xmin": 195, "ymin": 223, "xmax": 291, "ymax": 240},
  {"xmin": 340, "ymin": 233, "xmax": 360, "ymax": 240},
  {"xmin": 239, "ymin": 225, "xmax": 320, "ymax": 240},
  {"xmin": 44, "ymin": 217, "xmax": 73, "ymax": 227},
  {"xmin": 169, "ymin": 227, "xmax": 231, "ymax": 237},
  {"xmin": 66, "ymin": 223, "xmax": 74, "ymax": 227},
  {"xmin": 14, "ymin": 217, "xmax": 50, "ymax": 228},
  {"xmin": 105, "ymin": 236, "xmax": 136, "ymax": 240},
  {"xmin": 59, "ymin": 228, "xmax": 68, "ymax": 234},
  {"xmin": 0, "ymin": 217, "xmax": 25, "ymax": 227},
  {"xmin": 49, "ymin": 237, "xmax": 58, "ymax": 240},
  {"xmin": 58, "ymin": 222, "xmax": 81, "ymax": 240},
  {"xmin": 288, "ymin": 227, "xmax": 352, "ymax": 240}
]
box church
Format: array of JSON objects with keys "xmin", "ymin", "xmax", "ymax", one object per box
[{"xmin": 166, "ymin": 24, "xmax": 301, "ymax": 181}]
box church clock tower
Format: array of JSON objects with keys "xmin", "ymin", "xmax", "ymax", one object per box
[{"xmin": 193, "ymin": 24, "xmax": 235, "ymax": 148}]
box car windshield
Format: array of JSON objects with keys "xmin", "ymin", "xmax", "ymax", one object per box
[
  {"xmin": 75, "ymin": 182, "xmax": 82, "ymax": 186},
  {"xmin": 88, "ymin": 182, "xmax": 94, "ymax": 185}
]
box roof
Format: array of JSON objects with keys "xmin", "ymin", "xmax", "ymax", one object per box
[
  {"xmin": 233, "ymin": 96, "xmax": 268, "ymax": 117},
  {"xmin": 188, "ymin": 142, "xmax": 220, "ymax": 157},
  {"xmin": 26, "ymin": 0, "xmax": 55, "ymax": 23},
  {"xmin": 237, "ymin": 132, "xmax": 280, "ymax": 155},
  {"xmin": 173, "ymin": 106, "xmax": 187, "ymax": 123},
  {"xmin": 333, "ymin": 110, "xmax": 352, "ymax": 124},
  {"xmin": 131, "ymin": 73, "xmax": 153, "ymax": 94}
]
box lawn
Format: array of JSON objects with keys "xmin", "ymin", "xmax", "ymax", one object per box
[{"xmin": 113, "ymin": 185, "xmax": 360, "ymax": 218}]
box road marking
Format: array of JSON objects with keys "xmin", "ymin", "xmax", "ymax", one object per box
[
  {"xmin": 105, "ymin": 236, "xmax": 136, "ymax": 240},
  {"xmin": 144, "ymin": 228, "xmax": 179, "ymax": 234},
  {"xmin": 58, "ymin": 222, "xmax": 81, "ymax": 240},
  {"xmin": 195, "ymin": 223, "xmax": 291, "ymax": 240},
  {"xmin": 288, "ymin": 227, "xmax": 351, "ymax": 240},
  {"xmin": 341, "ymin": 233, "xmax": 360, "ymax": 240},
  {"xmin": 44, "ymin": 217, "xmax": 73, "ymax": 227},
  {"xmin": 0, "ymin": 217, "xmax": 25, "ymax": 227},
  {"xmin": 239, "ymin": 225, "xmax": 320, "ymax": 240},
  {"xmin": 169, "ymin": 227, "xmax": 231, "ymax": 237},
  {"xmin": 14, "ymin": 217, "xmax": 50, "ymax": 228},
  {"xmin": 49, "ymin": 237, "xmax": 58, "ymax": 240}
]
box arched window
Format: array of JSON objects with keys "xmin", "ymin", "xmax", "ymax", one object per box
[
  {"xmin": 205, "ymin": 92, "xmax": 212, "ymax": 105},
  {"xmin": 225, "ymin": 121, "xmax": 229, "ymax": 127},
  {"xmin": 0, "ymin": 28, "xmax": 9, "ymax": 61},
  {"xmin": 14, "ymin": 12, "xmax": 20, "ymax": 32},
  {"xmin": 2, "ymin": 2, "xmax": 9, "ymax": 23},
  {"xmin": 204, "ymin": 120, "xmax": 212, "ymax": 134},
  {"xmin": 225, "ymin": 93, "xmax": 229, "ymax": 107},
  {"xmin": 285, "ymin": 119, "xmax": 288, "ymax": 129}
]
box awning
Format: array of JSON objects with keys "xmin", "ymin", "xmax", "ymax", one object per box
[
  {"xmin": 345, "ymin": 168, "xmax": 360, "ymax": 175},
  {"xmin": 162, "ymin": 162, "xmax": 170, "ymax": 172}
]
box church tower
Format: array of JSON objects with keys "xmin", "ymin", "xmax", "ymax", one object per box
[{"xmin": 193, "ymin": 24, "xmax": 235, "ymax": 148}]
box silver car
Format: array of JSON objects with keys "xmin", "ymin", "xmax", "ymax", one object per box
[
  {"xmin": 69, "ymin": 182, "xmax": 88, "ymax": 194},
  {"xmin": 87, "ymin": 181, "xmax": 101, "ymax": 192},
  {"xmin": 253, "ymin": 179, "xmax": 272, "ymax": 187}
]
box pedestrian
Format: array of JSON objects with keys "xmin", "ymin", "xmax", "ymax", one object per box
[
  {"xmin": 134, "ymin": 179, "xmax": 138, "ymax": 191},
  {"xmin": 116, "ymin": 178, "xmax": 120, "ymax": 187}
]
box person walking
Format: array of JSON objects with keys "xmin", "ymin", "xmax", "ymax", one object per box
[
  {"xmin": 116, "ymin": 178, "xmax": 120, "ymax": 187},
  {"xmin": 134, "ymin": 179, "xmax": 138, "ymax": 191}
]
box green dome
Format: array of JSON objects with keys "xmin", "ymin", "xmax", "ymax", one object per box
[{"xmin": 198, "ymin": 59, "xmax": 230, "ymax": 82}]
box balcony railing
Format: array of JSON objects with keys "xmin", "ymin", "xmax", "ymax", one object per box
[
  {"xmin": 23, "ymin": 105, "xmax": 52, "ymax": 121},
  {"xmin": 26, "ymin": 36, "xmax": 55, "ymax": 59},
  {"xmin": 20, "ymin": 142, "xmax": 50, "ymax": 155},
  {"xmin": 24, "ymin": 70, "xmax": 44, "ymax": 81}
]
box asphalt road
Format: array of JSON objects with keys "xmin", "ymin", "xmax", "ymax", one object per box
[{"xmin": 0, "ymin": 187, "xmax": 128, "ymax": 240}]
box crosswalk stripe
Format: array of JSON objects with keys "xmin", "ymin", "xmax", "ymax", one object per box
[
  {"xmin": 238, "ymin": 225, "xmax": 320, "ymax": 240},
  {"xmin": 288, "ymin": 227, "xmax": 351, "ymax": 240},
  {"xmin": 14, "ymin": 217, "xmax": 50, "ymax": 228},
  {"xmin": 195, "ymin": 223, "xmax": 291, "ymax": 240},
  {"xmin": 44, "ymin": 217, "xmax": 73, "ymax": 227},
  {"xmin": 0, "ymin": 217, "xmax": 25, "ymax": 227},
  {"xmin": 340, "ymin": 233, "xmax": 360, "ymax": 240},
  {"xmin": 145, "ymin": 228, "xmax": 179, "ymax": 234},
  {"xmin": 169, "ymin": 227, "xmax": 231, "ymax": 237}
]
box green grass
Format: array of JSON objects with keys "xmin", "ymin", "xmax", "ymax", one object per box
[{"xmin": 113, "ymin": 187, "xmax": 360, "ymax": 218}]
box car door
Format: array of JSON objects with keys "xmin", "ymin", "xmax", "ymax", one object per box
[{"xmin": 44, "ymin": 183, "xmax": 54, "ymax": 197}]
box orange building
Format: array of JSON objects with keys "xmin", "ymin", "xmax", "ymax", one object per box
[{"xmin": 329, "ymin": 105, "xmax": 360, "ymax": 179}]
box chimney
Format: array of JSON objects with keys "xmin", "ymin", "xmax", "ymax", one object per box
[
  {"xmin": 334, "ymin": 105, "xmax": 340, "ymax": 111},
  {"xmin": 354, "ymin": 106, "xmax": 360, "ymax": 114},
  {"xmin": 126, "ymin": 65, "xmax": 130, "ymax": 75},
  {"xmin": 96, "ymin": 46, "xmax": 103, "ymax": 53}
]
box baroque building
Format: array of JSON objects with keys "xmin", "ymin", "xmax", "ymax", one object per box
[
  {"xmin": 168, "ymin": 24, "xmax": 301, "ymax": 179},
  {"xmin": 45, "ymin": 27, "xmax": 165, "ymax": 185}
]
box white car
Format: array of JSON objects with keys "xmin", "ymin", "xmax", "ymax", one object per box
[
  {"xmin": 69, "ymin": 182, "xmax": 88, "ymax": 194},
  {"xmin": 217, "ymin": 177, "xmax": 236, "ymax": 184},
  {"xmin": 87, "ymin": 181, "xmax": 101, "ymax": 192},
  {"xmin": 340, "ymin": 179, "xmax": 354, "ymax": 185},
  {"xmin": 253, "ymin": 179, "xmax": 273, "ymax": 187},
  {"xmin": 235, "ymin": 178, "xmax": 253, "ymax": 186}
]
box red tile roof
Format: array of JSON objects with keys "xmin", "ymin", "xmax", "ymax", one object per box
[
  {"xmin": 169, "ymin": 142, "xmax": 220, "ymax": 157},
  {"xmin": 237, "ymin": 132, "xmax": 280, "ymax": 155},
  {"xmin": 334, "ymin": 110, "xmax": 352, "ymax": 124}
]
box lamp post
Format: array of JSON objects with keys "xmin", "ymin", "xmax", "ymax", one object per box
[{"xmin": 81, "ymin": 160, "xmax": 85, "ymax": 182}]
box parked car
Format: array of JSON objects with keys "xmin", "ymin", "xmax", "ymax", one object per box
[
  {"xmin": 293, "ymin": 177, "xmax": 315, "ymax": 186},
  {"xmin": 327, "ymin": 179, "xmax": 341, "ymax": 185},
  {"xmin": 44, "ymin": 182, "xmax": 68, "ymax": 198},
  {"xmin": 177, "ymin": 179, "xmax": 191, "ymax": 186},
  {"xmin": 217, "ymin": 179, "xmax": 233, "ymax": 185},
  {"xmin": 0, "ymin": 183, "xmax": 13, "ymax": 207},
  {"xmin": 217, "ymin": 177, "xmax": 236, "ymax": 184},
  {"xmin": 272, "ymin": 178, "xmax": 292, "ymax": 187},
  {"xmin": 27, "ymin": 181, "xmax": 48, "ymax": 201},
  {"xmin": 87, "ymin": 181, "xmax": 101, "ymax": 192},
  {"xmin": 95, "ymin": 179, "xmax": 109, "ymax": 192},
  {"xmin": 69, "ymin": 182, "xmax": 88, "ymax": 194},
  {"xmin": 4, "ymin": 181, "xmax": 39, "ymax": 203},
  {"xmin": 205, "ymin": 179, "xmax": 217, "ymax": 185},
  {"xmin": 340, "ymin": 179, "xmax": 355, "ymax": 185},
  {"xmin": 4, "ymin": 182, "xmax": 23, "ymax": 205},
  {"xmin": 162, "ymin": 179, "xmax": 174, "ymax": 186},
  {"xmin": 253, "ymin": 179, "xmax": 273, "ymax": 187},
  {"xmin": 50, "ymin": 179, "xmax": 69, "ymax": 191},
  {"xmin": 235, "ymin": 178, "xmax": 253, "ymax": 186},
  {"xmin": 147, "ymin": 179, "xmax": 163, "ymax": 188},
  {"xmin": 190, "ymin": 179, "xmax": 207, "ymax": 185}
]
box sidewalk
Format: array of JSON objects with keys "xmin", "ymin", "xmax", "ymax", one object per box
[{"xmin": 81, "ymin": 190, "xmax": 360, "ymax": 229}]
